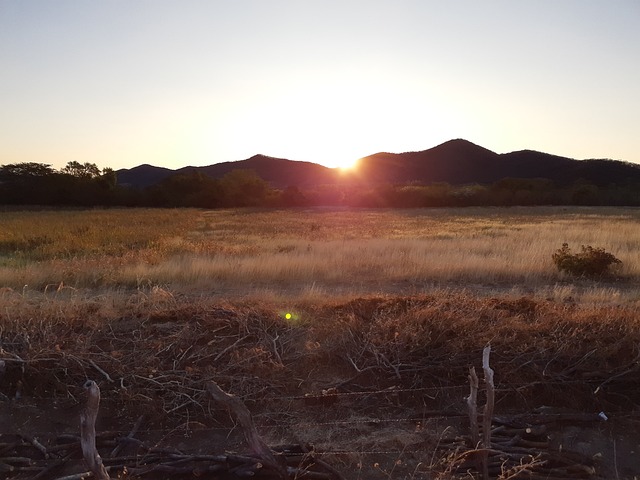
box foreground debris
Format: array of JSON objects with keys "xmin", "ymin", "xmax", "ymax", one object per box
[
  {"xmin": 2, "ymin": 293, "xmax": 640, "ymax": 478},
  {"xmin": 0, "ymin": 380, "xmax": 345, "ymax": 480}
]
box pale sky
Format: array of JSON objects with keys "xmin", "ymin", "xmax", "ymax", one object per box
[{"xmin": 1, "ymin": 1, "xmax": 639, "ymax": 170}]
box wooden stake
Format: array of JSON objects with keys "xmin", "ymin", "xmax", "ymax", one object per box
[
  {"xmin": 80, "ymin": 380, "xmax": 109, "ymax": 480},
  {"xmin": 482, "ymin": 345, "xmax": 495, "ymax": 450},
  {"xmin": 467, "ymin": 366, "xmax": 479, "ymax": 447},
  {"xmin": 481, "ymin": 345, "xmax": 495, "ymax": 480}
]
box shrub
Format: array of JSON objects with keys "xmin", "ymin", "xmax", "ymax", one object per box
[{"xmin": 552, "ymin": 243, "xmax": 622, "ymax": 277}]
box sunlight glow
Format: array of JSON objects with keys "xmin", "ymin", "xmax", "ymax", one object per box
[
  {"xmin": 337, "ymin": 157, "xmax": 360, "ymax": 171},
  {"xmin": 206, "ymin": 74, "xmax": 459, "ymax": 169}
]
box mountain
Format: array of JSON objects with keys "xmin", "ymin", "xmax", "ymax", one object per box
[
  {"xmin": 116, "ymin": 164, "xmax": 175, "ymax": 188},
  {"xmin": 116, "ymin": 139, "xmax": 640, "ymax": 189},
  {"xmin": 117, "ymin": 155, "xmax": 338, "ymax": 189},
  {"xmin": 355, "ymin": 139, "xmax": 502, "ymax": 184},
  {"xmin": 176, "ymin": 155, "xmax": 339, "ymax": 188},
  {"xmin": 355, "ymin": 139, "xmax": 640, "ymax": 186}
]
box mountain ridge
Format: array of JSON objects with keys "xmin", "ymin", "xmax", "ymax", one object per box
[{"xmin": 116, "ymin": 139, "xmax": 640, "ymax": 189}]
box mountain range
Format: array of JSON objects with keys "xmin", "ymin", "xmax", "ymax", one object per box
[{"xmin": 116, "ymin": 139, "xmax": 640, "ymax": 189}]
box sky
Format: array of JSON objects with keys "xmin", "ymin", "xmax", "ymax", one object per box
[{"xmin": 1, "ymin": 1, "xmax": 639, "ymax": 171}]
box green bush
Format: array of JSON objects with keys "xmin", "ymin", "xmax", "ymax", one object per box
[{"xmin": 552, "ymin": 243, "xmax": 622, "ymax": 277}]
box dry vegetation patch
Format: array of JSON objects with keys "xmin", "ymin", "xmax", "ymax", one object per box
[
  {"xmin": 1, "ymin": 289, "xmax": 640, "ymax": 478},
  {"xmin": 1, "ymin": 207, "xmax": 640, "ymax": 303}
]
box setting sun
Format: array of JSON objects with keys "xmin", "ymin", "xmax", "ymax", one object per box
[{"xmin": 336, "ymin": 157, "xmax": 360, "ymax": 170}]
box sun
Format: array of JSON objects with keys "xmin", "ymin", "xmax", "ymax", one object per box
[{"xmin": 333, "ymin": 157, "xmax": 360, "ymax": 171}]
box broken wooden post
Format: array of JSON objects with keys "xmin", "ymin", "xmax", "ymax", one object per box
[
  {"xmin": 481, "ymin": 344, "xmax": 495, "ymax": 480},
  {"xmin": 482, "ymin": 344, "xmax": 494, "ymax": 450},
  {"xmin": 206, "ymin": 380, "xmax": 286, "ymax": 478},
  {"xmin": 80, "ymin": 380, "xmax": 109, "ymax": 480},
  {"xmin": 467, "ymin": 366, "xmax": 479, "ymax": 447}
]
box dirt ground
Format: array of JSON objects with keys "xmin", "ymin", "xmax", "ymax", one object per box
[{"xmin": 1, "ymin": 292, "xmax": 640, "ymax": 478}]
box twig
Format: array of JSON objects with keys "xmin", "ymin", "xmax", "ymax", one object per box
[
  {"xmin": 593, "ymin": 357, "xmax": 640, "ymax": 394},
  {"xmin": 212, "ymin": 335, "xmax": 251, "ymax": 363},
  {"xmin": 88, "ymin": 359, "xmax": 114, "ymax": 383},
  {"xmin": 20, "ymin": 435, "xmax": 49, "ymax": 459},
  {"xmin": 345, "ymin": 354, "xmax": 365, "ymax": 373},
  {"xmin": 375, "ymin": 352, "xmax": 402, "ymax": 379},
  {"xmin": 110, "ymin": 414, "xmax": 144, "ymax": 457},
  {"xmin": 270, "ymin": 333, "xmax": 284, "ymax": 365}
]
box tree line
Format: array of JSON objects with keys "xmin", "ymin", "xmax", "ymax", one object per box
[{"xmin": 2, "ymin": 161, "xmax": 640, "ymax": 208}]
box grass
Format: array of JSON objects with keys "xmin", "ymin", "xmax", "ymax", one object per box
[
  {"xmin": 0, "ymin": 208, "xmax": 200, "ymax": 261},
  {"xmin": 0, "ymin": 206, "xmax": 639, "ymax": 303},
  {"xmin": 1, "ymin": 206, "xmax": 640, "ymax": 478}
]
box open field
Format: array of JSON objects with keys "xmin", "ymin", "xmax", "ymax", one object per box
[
  {"xmin": 1, "ymin": 207, "xmax": 640, "ymax": 479},
  {"xmin": 1, "ymin": 206, "xmax": 640, "ymax": 303}
]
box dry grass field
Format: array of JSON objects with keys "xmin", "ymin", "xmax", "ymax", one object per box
[
  {"xmin": 1, "ymin": 206, "xmax": 640, "ymax": 479},
  {"xmin": 1, "ymin": 206, "xmax": 639, "ymax": 303}
]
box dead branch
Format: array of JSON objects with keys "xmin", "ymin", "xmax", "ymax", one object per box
[
  {"xmin": 110, "ymin": 414, "xmax": 144, "ymax": 457},
  {"xmin": 20, "ymin": 434, "xmax": 49, "ymax": 458},
  {"xmin": 212, "ymin": 334, "xmax": 251, "ymax": 363},
  {"xmin": 206, "ymin": 380, "xmax": 287, "ymax": 478}
]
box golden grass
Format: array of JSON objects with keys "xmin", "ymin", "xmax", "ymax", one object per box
[
  {"xmin": 0, "ymin": 208, "xmax": 201, "ymax": 261},
  {"xmin": 0, "ymin": 206, "xmax": 639, "ymax": 304}
]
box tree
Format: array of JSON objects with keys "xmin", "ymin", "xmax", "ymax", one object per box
[
  {"xmin": 147, "ymin": 170, "xmax": 222, "ymax": 207},
  {"xmin": 220, "ymin": 169, "xmax": 270, "ymax": 207},
  {"xmin": 98, "ymin": 168, "xmax": 117, "ymax": 190},
  {"xmin": 279, "ymin": 185, "xmax": 308, "ymax": 207},
  {"xmin": 63, "ymin": 161, "xmax": 101, "ymax": 179},
  {"xmin": 0, "ymin": 162, "xmax": 56, "ymax": 178}
]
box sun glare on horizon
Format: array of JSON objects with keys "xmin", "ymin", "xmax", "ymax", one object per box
[
  {"xmin": 323, "ymin": 155, "xmax": 360, "ymax": 170},
  {"xmin": 209, "ymin": 75, "xmax": 456, "ymax": 172},
  {"xmin": 336, "ymin": 157, "xmax": 360, "ymax": 170}
]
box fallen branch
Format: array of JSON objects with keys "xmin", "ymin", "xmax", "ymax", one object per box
[
  {"xmin": 206, "ymin": 380, "xmax": 287, "ymax": 478},
  {"xmin": 110, "ymin": 414, "xmax": 144, "ymax": 457}
]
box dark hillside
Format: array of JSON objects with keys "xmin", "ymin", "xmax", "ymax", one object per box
[
  {"xmin": 182, "ymin": 155, "xmax": 339, "ymax": 188},
  {"xmin": 496, "ymin": 150, "xmax": 577, "ymax": 184},
  {"xmin": 117, "ymin": 155, "xmax": 338, "ymax": 189},
  {"xmin": 115, "ymin": 139, "xmax": 640, "ymax": 189},
  {"xmin": 355, "ymin": 140, "xmax": 640, "ymax": 186},
  {"xmin": 116, "ymin": 164, "xmax": 174, "ymax": 188},
  {"xmin": 356, "ymin": 139, "xmax": 502, "ymax": 184},
  {"xmin": 499, "ymin": 151, "xmax": 640, "ymax": 186}
]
